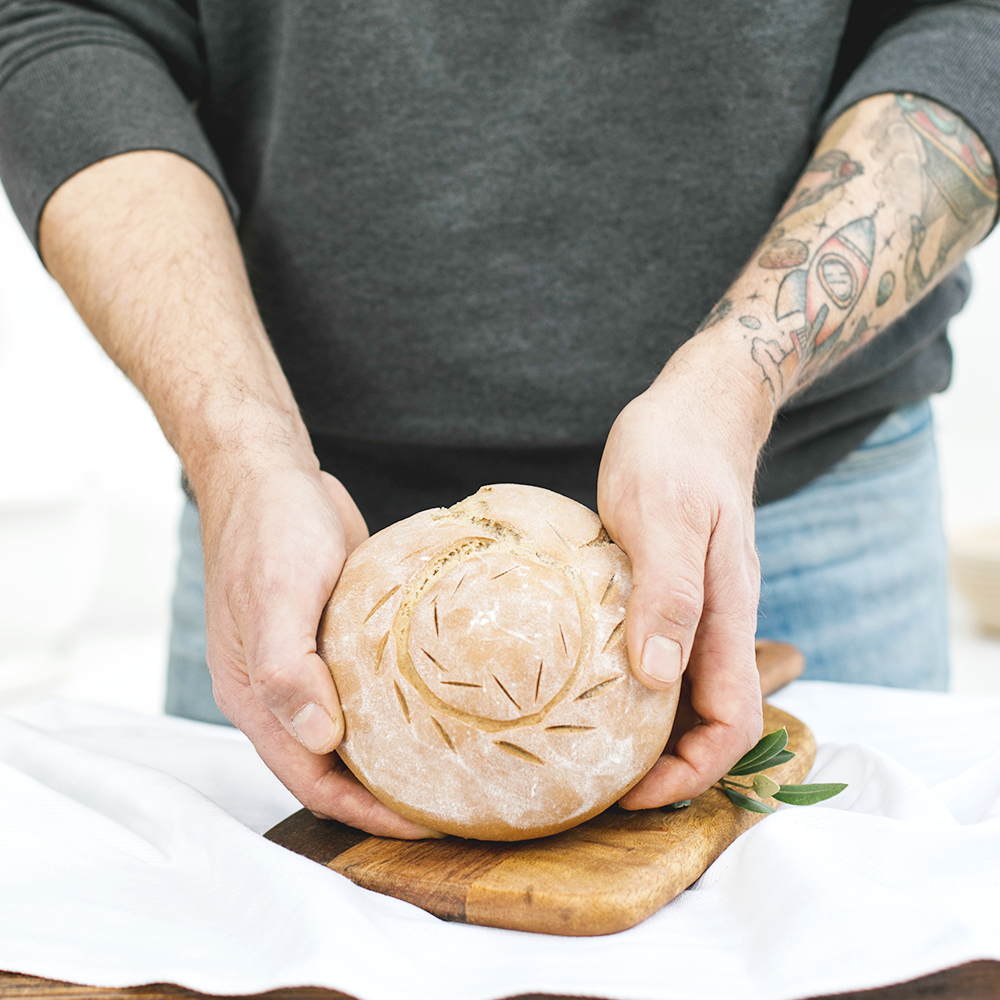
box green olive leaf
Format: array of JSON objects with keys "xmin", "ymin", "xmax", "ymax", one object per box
[
  {"xmin": 718, "ymin": 729, "xmax": 848, "ymax": 813},
  {"xmin": 772, "ymin": 782, "xmax": 848, "ymax": 805},
  {"xmin": 752, "ymin": 773, "xmax": 781, "ymax": 798},
  {"xmin": 727, "ymin": 728, "xmax": 792, "ymax": 776},
  {"xmin": 760, "ymin": 748, "xmax": 795, "ymax": 769},
  {"xmin": 728, "ymin": 747, "xmax": 796, "ymax": 775},
  {"xmin": 723, "ymin": 787, "xmax": 776, "ymax": 815}
]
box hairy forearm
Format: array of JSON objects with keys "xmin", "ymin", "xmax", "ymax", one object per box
[
  {"xmin": 679, "ymin": 92, "xmax": 997, "ymax": 421},
  {"xmin": 37, "ymin": 152, "xmax": 431, "ymax": 832},
  {"xmin": 38, "ymin": 150, "xmax": 316, "ymax": 500}
]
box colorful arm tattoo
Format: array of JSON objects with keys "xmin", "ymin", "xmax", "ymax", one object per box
[{"xmin": 711, "ymin": 94, "xmax": 998, "ymax": 406}]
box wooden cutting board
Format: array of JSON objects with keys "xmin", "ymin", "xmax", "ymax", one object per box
[
  {"xmin": 4, "ymin": 963, "xmax": 1000, "ymax": 1000},
  {"xmin": 266, "ymin": 641, "xmax": 813, "ymax": 936}
]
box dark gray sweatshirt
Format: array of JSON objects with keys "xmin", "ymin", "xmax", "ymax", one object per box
[{"xmin": 1, "ymin": 1, "xmax": 999, "ymax": 510}]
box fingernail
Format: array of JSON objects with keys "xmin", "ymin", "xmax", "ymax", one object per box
[
  {"xmin": 416, "ymin": 827, "xmax": 448, "ymax": 840},
  {"xmin": 291, "ymin": 702, "xmax": 337, "ymax": 753},
  {"xmin": 641, "ymin": 635, "xmax": 683, "ymax": 685}
]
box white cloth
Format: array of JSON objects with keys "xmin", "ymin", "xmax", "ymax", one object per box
[{"xmin": 2, "ymin": 682, "xmax": 999, "ymax": 1000}]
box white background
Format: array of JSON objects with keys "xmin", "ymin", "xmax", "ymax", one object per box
[{"xmin": 0, "ymin": 185, "xmax": 998, "ymax": 716}]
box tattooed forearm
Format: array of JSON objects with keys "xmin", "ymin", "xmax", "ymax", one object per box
[
  {"xmin": 694, "ymin": 295, "xmax": 733, "ymax": 334},
  {"xmin": 774, "ymin": 149, "xmax": 864, "ymax": 227},
  {"xmin": 896, "ymin": 95, "xmax": 997, "ymax": 300},
  {"xmin": 697, "ymin": 94, "xmax": 997, "ymax": 408}
]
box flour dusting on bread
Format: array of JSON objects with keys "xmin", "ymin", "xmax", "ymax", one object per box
[{"xmin": 318, "ymin": 484, "xmax": 678, "ymax": 840}]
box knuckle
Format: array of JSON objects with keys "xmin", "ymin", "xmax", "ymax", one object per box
[
  {"xmin": 706, "ymin": 550, "xmax": 761, "ymax": 610},
  {"xmin": 249, "ymin": 658, "xmax": 300, "ymax": 712},
  {"xmin": 700, "ymin": 605, "xmax": 758, "ymax": 643},
  {"xmin": 212, "ymin": 685, "xmax": 237, "ymax": 721},
  {"xmin": 650, "ymin": 578, "xmax": 704, "ymax": 633},
  {"xmin": 210, "ymin": 677, "xmax": 251, "ymax": 730},
  {"xmin": 302, "ymin": 768, "xmax": 367, "ymax": 827},
  {"xmin": 674, "ymin": 481, "xmax": 715, "ymax": 535}
]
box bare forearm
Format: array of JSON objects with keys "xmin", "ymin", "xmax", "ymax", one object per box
[
  {"xmin": 38, "ymin": 150, "xmax": 316, "ymax": 499},
  {"xmin": 38, "ymin": 150, "xmax": 429, "ymax": 835},
  {"xmin": 675, "ymin": 92, "xmax": 997, "ymax": 422}
]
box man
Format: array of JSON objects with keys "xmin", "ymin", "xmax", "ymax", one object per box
[{"xmin": 1, "ymin": 1, "xmax": 997, "ymax": 838}]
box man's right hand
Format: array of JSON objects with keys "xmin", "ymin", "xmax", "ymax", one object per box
[
  {"xmin": 196, "ymin": 457, "xmax": 441, "ymax": 837},
  {"xmin": 39, "ymin": 149, "xmax": 438, "ymax": 838}
]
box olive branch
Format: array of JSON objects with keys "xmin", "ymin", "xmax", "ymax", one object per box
[
  {"xmin": 664, "ymin": 727, "xmax": 846, "ymax": 813},
  {"xmin": 715, "ymin": 727, "xmax": 846, "ymax": 814}
]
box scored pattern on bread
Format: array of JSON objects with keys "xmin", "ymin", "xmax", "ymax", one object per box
[
  {"xmin": 319, "ymin": 484, "xmax": 679, "ymax": 840},
  {"xmin": 373, "ymin": 631, "xmax": 389, "ymax": 674},
  {"xmin": 391, "ymin": 524, "xmax": 593, "ymax": 734},
  {"xmin": 392, "ymin": 682, "xmax": 410, "ymax": 724},
  {"xmin": 431, "ymin": 717, "xmax": 456, "ymax": 752},
  {"xmin": 602, "ymin": 619, "xmax": 627, "ymax": 652},
  {"xmin": 364, "ymin": 586, "xmax": 400, "ymax": 623},
  {"xmin": 575, "ymin": 676, "xmax": 625, "ymax": 701},
  {"xmin": 494, "ymin": 740, "xmax": 546, "ymax": 765}
]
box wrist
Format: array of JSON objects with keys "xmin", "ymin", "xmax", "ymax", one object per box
[
  {"xmin": 177, "ymin": 393, "xmax": 320, "ymax": 510},
  {"xmin": 654, "ymin": 327, "xmax": 777, "ymax": 461}
]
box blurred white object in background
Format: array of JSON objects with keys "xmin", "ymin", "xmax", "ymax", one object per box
[
  {"xmin": 933, "ymin": 235, "xmax": 1000, "ymax": 696},
  {"xmin": 0, "ymin": 474, "xmax": 104, "ymax": 701},
  {"xmin": 950, "ymin": 524, "xmax": 1000, "ymax": 635},
  {"xmin": 0, "ymin": 183, "xmax": 183, "ymax": 715},
  {"xmin": 934, "ymin": 240, "xmax": 1000, "ymax": 531}
]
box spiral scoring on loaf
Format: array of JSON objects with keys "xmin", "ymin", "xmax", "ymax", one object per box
[
  {"xmin": 320, "ymin": 484, "xmax": 678, "ymax": 840},
  {"xmin": 391, "ymin": 523, "xmax": 595, "ymax": 734}
]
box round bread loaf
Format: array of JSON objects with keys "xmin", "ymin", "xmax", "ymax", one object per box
[{"xmin": 318, "ymin": 484, "xmax": 678, "ymax": 840}]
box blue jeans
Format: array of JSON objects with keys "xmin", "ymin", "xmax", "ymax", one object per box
[
  {"xmin": 165, "ymin": 402, "xmax": 948, "ymax": 724},
  {"xmin": 754, "ymin": 401, "xmax": 947, "ymax": 689}
]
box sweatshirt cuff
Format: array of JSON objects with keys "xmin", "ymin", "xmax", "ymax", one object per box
[
  {"xmin": 0, "ymin": 42, "xmax": 237, "ymax": 252},
  {"xmin": 821, "ymin": 4, "xmax": 1000, "ymax": 231}
]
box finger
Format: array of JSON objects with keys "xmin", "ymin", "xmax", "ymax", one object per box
[
  {"xmin": 246, "ymin": 619, "xmax": 345, "ymax": 756},
  {"xmin": 620, "ymin": 515, "xmax": 762, "ymax": 808},
  {"xmin": 619, "ymin": 619, "xmax": 762, "ymax": 808},
  {"xmin": 621, "ymin": 496, "xmax": 713, "ymax": 692},
  {"xmin": 239, "ymin": 701, "xmax": 442, "ymax": 838},
  {"xmin": 232, "ymin": 526, "xmax": 349, "ymax": 756}
]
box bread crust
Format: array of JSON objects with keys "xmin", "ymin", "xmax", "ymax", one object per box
[{"xmin": 318, "ymin": 484, "xmax": 678, "ymax": 840}]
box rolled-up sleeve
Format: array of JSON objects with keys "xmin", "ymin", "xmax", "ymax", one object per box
[
  {"xmin": 0, "ymin": 1, "xmax": 236, "ymax": 251},
  {"xmin": 822, "ymin": 2, "xmax": 1000, "ymax": 187}
]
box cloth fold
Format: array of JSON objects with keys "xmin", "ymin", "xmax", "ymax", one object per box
[{"xmin": 2, "ymin": 682, "xmax": 999, "ymax": 1000}]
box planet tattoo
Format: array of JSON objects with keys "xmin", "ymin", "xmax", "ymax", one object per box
[
  {"xmin": 876, "ymin": 271, "xmax": 896, "ymax": 307},
  {"xmin": 759, "ymin": 239, "xmax": 809, "ymax": 270}
]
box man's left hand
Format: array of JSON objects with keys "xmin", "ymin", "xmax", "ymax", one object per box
[{"xmin": 597, "ymin": 338, "xmax": 772, "ymax": 808}]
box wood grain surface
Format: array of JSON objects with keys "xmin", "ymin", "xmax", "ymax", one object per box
[
  {"xmin": 2, "ymin": 963, "xmax": 999, "ymax": 999},
  {"xmin": 265, "ymin": 700, "xmax": 812, "ymax": 935},
  {"xmin": 264, "ymin": 640, "xmax": 810, "ymax": 936},
  {"xmin": 754, "ymin": 638, "xmax": 805, "ymax": 694}
]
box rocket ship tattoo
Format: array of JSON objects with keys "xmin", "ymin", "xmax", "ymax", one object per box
[{"xmin": 752, "ymin": 216, "xmax": 874, "ymax": 398}]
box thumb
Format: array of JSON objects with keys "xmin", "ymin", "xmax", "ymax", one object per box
[
  {"xmin": 623, "ymin": 523, "xmax": 708, "ymax": 691},
  {"xmin": 243, "ymin": 473, "xmax": 366, "ymax": 753},
  {"xmin": 246, "ymin": 619, "xmax": 345, "ymax": 754},
  {"xmin": 238, "ymin": 554, "xmax": 348, "ymax": 755}
]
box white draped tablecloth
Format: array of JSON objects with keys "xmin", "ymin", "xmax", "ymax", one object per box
[{"xmin": 2, "ymin": 681, "xmax": 999, "ymax": 1000}]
